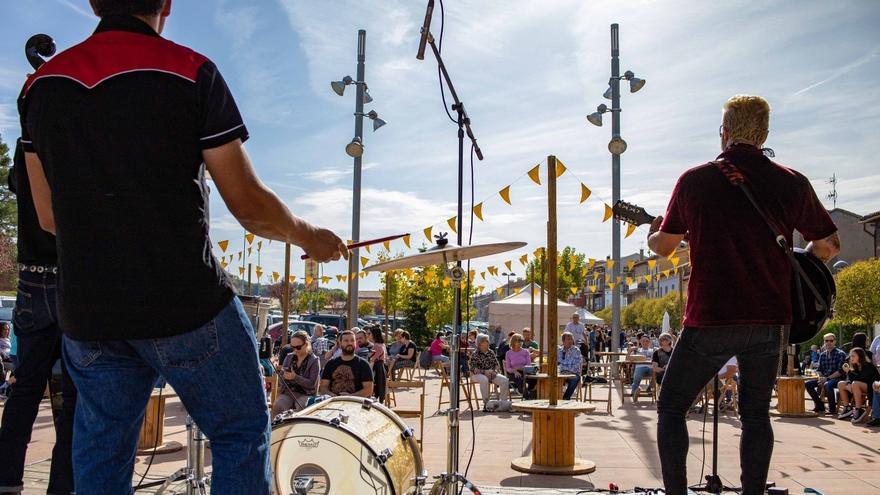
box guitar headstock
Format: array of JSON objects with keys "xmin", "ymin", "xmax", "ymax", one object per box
[{"xmin": 612, "ymin": 200, "xmax": 656, "ymax": 227}]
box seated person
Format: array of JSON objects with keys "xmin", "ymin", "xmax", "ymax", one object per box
[
  {"xmin": 355, "ymin": 328, "xmax": 373, "ymax": 360},
  {"xmin": 495, "ymin": 331, "xmax": 515, "ymax": 368},
  {"xmin": 630, "ymin": 334, "xmax": 655, "ymax": 400},
  {"xmin": 521, "ymin": 327, "xmax": 540, "ymax": 359},
  {"xmin": 387, "ymin": 330, "xmax": 417, "ymax": 376},
  {"xmin": 319, "ymin": 331, "xmax": 374, "ymax": 398},
  {"xmin": 651, "ymin": 333, "xmax": 674, "ymax": 386},
  {"xmin": 272, "ymin": 331, "xmax": 320, "ymax": 416},
  {"xmin": 504, "ymin": 333, "xmax": 534, "ymax": 396},
  {"xmin": 429, "ymin": 332, "xmax": 450, "ymax": 365},
  {"xmin": 717, "ymin": 356, "xmax": 738, "ymax": 409},
  {"xmin": 469, "ymin": 334, "xmax": 511, "ymax": 411},
  {"xmin": 805, "ymin": 333, "xmax": 848, "ymax": 414},
  {"xmin": 868, "ymin": 380, "xmax": 880, "ymax": 427},
  {"xmin": 557, "ymin": 332, "xmax": 583, "ymax": 400},
  {"xmin": 836, "ymin": 348, "xmax": 879, "ymax": 423},
  {"xmin": 387, "ymin": 329, "xmax": 403, "ymax": 357}
]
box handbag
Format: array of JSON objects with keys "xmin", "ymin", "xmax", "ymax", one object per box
[{"xmin": 712, "ymin": 159, "xmax": 836, "ymax": 344}]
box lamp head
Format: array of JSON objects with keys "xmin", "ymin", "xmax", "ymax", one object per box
[
  {"xmin": 603, "ymin": 86, "xmax": 612, "ymax": 99},
  {"xmin": 345, "ymin": 136, "xmax": 364, "ymax": 158},
  {"xmin": 363, "ymin": 90, "xmax": 373, "ymax": 104},
  {"xmin": 331, "ymin": 75, "xmax": 354, "ymax": 96},
  {"xmin": 366, "ymin": 110, "xmax": 386, "ymax": 131},
  {"xmin": 629, "ymin": 77, "xmax": 646, "ymax": 93}
]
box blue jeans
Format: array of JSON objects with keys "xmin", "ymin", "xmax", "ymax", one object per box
[
  {"xmin": 631, "ymin": 365, "xmax": 653, "ymax": 394},
  {"xmin": 657, "ymin": 325, "xmax": 783, "ymax": 495},
  {"xmin": 873, "ymin": 392, "xmax": 880, "ymax": 419},
  {"xmin": 805, "ymin": 378, "xmax": 840, "ymax": 412},
  {"xmin": 63, "ymin": 297, "xmax": 271, "ymax": 494},
  {"xmin": 0, "ymin": 271, "xmax": 75, "ymax": 494},
  {"xmin": 562, "ymin": 375, "xmax": 580, "ymax": 400}
]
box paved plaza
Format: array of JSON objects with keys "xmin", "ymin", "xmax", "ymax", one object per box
[{"xmin": 7, "ymin": 370, "xmax": 880, "ymax": 494}]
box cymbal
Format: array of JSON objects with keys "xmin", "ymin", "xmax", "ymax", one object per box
[{"xmin": 363, "ymin": 241, "xmax": 527, "ymax": 272}]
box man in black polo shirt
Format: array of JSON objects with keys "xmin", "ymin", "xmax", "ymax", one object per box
[
  {"xmin": 0, "ymin": 141, "xmax": 75, "ymax": 494},
  {"xmin": 19, "ymin": 1, "xmax": 348, "ymax": 492}
]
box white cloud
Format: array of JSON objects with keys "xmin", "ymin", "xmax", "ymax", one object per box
[{"xmin": 53, "ymin": 0, "xmax": 94, "ymax": 20}]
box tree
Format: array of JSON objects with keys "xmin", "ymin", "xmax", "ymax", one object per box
[
  {"xmin": 525, "ymin": 246, "xmax": 586, "ymax": 294},
  {"xmin": 0, "ymin": 134, "xmax": 16, "ymax": 238},
  {"xmin": 595, "ymin": 306, "xmax": 612, "ymax": 324},
  {"xmin": 358, "ymin": 300, "xmax": 375, "ymax": 316},
  {"xmin": 834, "ymin": 259, "xmax": 880, "ymax": 331}
]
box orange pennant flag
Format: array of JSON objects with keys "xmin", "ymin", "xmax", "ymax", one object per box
[
  {"xmin": 514, "ymin": 287, "xmax": 522, "ymax": 295},
  {"xmin": 555, "ymin": 160, "xmax": 566, "ymax": 178},
  {"xmin": 603, "ymin": 204, "xmax": 613, "ymax": 222},
  {"xmin": 447, "ymin": 216, "xmax": 458, "ymax": 234},
  {"xmin": 499, "ymin": 185, "xmax": 511, "ymax": 205},
  {"xmin": 217, "ymin": 240, "xmax": 229, "ymax": 252},
  {"xmin": 519, "ymin": 254, "xmax": 528, "ymax": 266},
  {"xmin": 220, "ymin": 260, "xmax": 228, "ymax": 269},
  {"xmin": 648, "ymin": 259, "xmax": 657, "ymax": 270},
  {"xmin": 360, "ymin": 256, "xmax": 369, "ymax": 268},
  {"xmin": 360, "ymin": 272, "xmax": 366, "ymax": 279},
  {"xmin": 272, "ymin": 271, "xmax": 279, "ymax": 282},
  {"xmin": 403, "ymin": 234, "xmax": 411, "ymax": 249},
  {"xmin": 245, "ymin": 233, "xmax": 255, "ymax": 245},
  {"xmin": 579, "ymin": 183, "xmax": 592, "ymax": 204},
  {"xmin": 625, "ymin": 223, "xmax": 637, "ymax": 238},
  {"xmin": 424, "ymin": 226, "xmax": 433, "ymax": 241},
  {"xmin": 238, "ymin": 266, "xmax": 245, "ymax": 276},
  {"xmin": 383, "ymin": 240, "xmax": 390, "ymax": 251},
  {"xmin": 473, "ymin": 203, "xmax": 484, "ymax": 221},
  {"xmin": 496, "ymin": 287, "xmax": 504, "ymax": 296},
  {"xmin": 570, "ymin": 287, "xmax": 577, "ymax": 295},
  {"xmin": 336, "ymin": 275, "xmax": 344, "ymax": 282},
  {"xmin": 607, "ymin": 260, "xmax": 615, "ymax": 270},
  {"xmin": 527, "ymin": 164, "xmax": 541, "ymax": 185},
  {"xmin": 289, "ymin": 275, "xmax": 296, "ymax": 283},
  {"xmin": 504, "ymin": 260, "xmax": 512, "ymax": 272},
  {"xmin": 255, "ymin": 267, "xmax": 263, "ymax": 278}
]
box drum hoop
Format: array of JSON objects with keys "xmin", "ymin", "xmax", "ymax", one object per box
[{"xmin": 277, "ymin": 409, "xmax": 410, "ymax": 495}]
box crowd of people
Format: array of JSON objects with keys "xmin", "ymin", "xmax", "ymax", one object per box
[{"xmin": 805, "ymin": 332, "xmax": 880, "ymax": 426}]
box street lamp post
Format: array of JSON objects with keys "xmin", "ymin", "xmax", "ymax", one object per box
[
  {"xmin": 502, "ymin": 272, "xmax": 516, "ymax": 296},
  {"xmin": 586, "ymin": 23, "xmax": 645, "ymax": 353}
]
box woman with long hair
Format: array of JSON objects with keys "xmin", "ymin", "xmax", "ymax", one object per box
[
  {"xmin": 272, "ymin": 330, "xmax": 320, "ymax": 416},
  {"xmin": 368, "ymin": 325, "xmax": 387, "ymax": 404},
  {"xmin": 836, "ymin": 347, "xmax": 880, "ymax": 423}
]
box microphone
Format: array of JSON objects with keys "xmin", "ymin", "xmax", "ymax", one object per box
[{"xmin": 416, "ymin": 0, "xmax": 435, "ymax": 60}]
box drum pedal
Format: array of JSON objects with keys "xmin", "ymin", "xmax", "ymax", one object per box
[{"xmin": 292, "ymin": 476, "xmax": 314, "ymax": 495}]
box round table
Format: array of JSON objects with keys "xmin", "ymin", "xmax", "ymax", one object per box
[
  {"xmin": 595, "ymin": 351, "xmax": 626, "ymax": 363},
  {"xmin": 511, "ymin": 400, "xmax": 596, "ymax": 475},
  {"xmin": 530, "ymin": 373, "xmax": 577, "ymax": 400},
  {"xmin": 772, "ymin": 376, "xmax": 818, "ymax": 418}
]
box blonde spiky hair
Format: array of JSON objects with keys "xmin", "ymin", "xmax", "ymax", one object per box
[{"xmin": 722, "ymin": 95, "xmax": 770, "ymax": 146}]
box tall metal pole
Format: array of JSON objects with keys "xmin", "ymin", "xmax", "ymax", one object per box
[
  {"xmin": 347, "ymin": 30, "xmax": 366, "ymax": 331},
  {"xmin": 282, "ymin": 244, "xmax": 291, "ymax": 348},
  {"xmin": 610, "ymin": 23, "xmax": 622, "ymax": 353}
]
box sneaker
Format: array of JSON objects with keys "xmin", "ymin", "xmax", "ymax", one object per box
[
  {"xmin": 837, "ymin": 405, "xmax": 853, "ymax": 419},
  {"xmin": 851, "ymin": 408, "xmax": 868, "ymax": 423},
  {"xmin": 866, "ymin": 417, "xmax": 880, "ymax": 427},
  {"xmin": 812, "ymin": 405, "xmax": 826, "ymax": 413},
  {"xmin": 631, "ymin": 389, "xmax": 639, "ymax": 403}
]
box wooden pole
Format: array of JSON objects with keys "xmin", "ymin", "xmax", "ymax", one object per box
[
  {"xmin": 539, "ymin": 251, "xmax": 545, "ymax": 367},
  {"xmin": 281, "ymin": 244, "xmax": 291, "ymax": 348},
  {"xmin": 247, "ymin": 262, "xmax": 253, "ymax": 296},
  {"xmin": 547, "ymin": 155, "xmax": 559, "ymax": 405},
  {"xmin": 530, "ymin": 266, "xmax": 535, "ymax": 349}
]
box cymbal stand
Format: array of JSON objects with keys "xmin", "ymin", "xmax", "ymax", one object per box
[
  {"xmin": 156, "ymin": 415, "xmax": 209, "ymax": 495},
  {"xmin": 423, "ymin": 28, "xmax": 482, "ymax": 495}
]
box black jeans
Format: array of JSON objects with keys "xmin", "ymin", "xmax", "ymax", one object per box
[
  {"xmin": 657, "ymin": 325, "xmax": 784, "ymax": 495},
  {"xmin": 0, "ymin": 271, "xmax": 76, "ymax": 494}
]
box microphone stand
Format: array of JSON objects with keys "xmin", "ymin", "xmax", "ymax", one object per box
[
  {"xmin": 690, "ymin": 375, "xmax": 740, "ymax": 494},
  {"xmin": 422, "ymin": 30, "xmax": 482, "ymax": 495}
]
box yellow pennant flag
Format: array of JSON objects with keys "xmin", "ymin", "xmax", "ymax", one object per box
[
  {"xmin": 504, "ymin": 260, "xmax": 512, "ymax": 272},
  {"xmin": 238, "ymin": 266, "xmax": 245, "ymax": 276},
  {"xmin": 607, "ymin": 259, "xmax": 615, "ymax": 270},
  {"xmin": 473, "ymin": 203, "xmax": 484, "ymax": 221},
  {"xmin": 256, "ymin": 240, "xmax": 263, "ymax": 251},
  {"xmin": 289, "ymin": 276, "xmax": 296, "ymax": 283},
  {"xmin": 360, "ymin": 272, "xmax": 366, "ymax": 279},
  {"xmin": 403, "ymin": 234, "xmax": 411, "ymax": 249},
  {"xmin": 247, "ymin": 247, "xmax": 252, "ymax": 257},
  {"xmin": 383, "ymin": 240, "xmax": 390, "ymax": 251},
  {"xmin": 533, "ymin": 288, "xmax": 540, "ymax": 296},
  {"xmin": 533, "ymin": 247, "xmax": 544, "ymax": 259},
  {"xmin": 468, "ymin": 269, "xmax": 476, "ymax": 280},
  {"xmin": 588, "ymin": 258, "xmax": 596, "ymax": 269},
  {"xmin": 496, "ymin": 287, "xmax": 504, "ymax": 296},
  {"xmin": 603, "ymin": 203, "xmax": 613, "ymax": 222},
  {"xmin": 220, "ymin": 260, "xmax": 228, "ymax": 269},
  {"xmin": 321, "ymin": 276, "xmax": 331, "ymax": 284},
  {"xmin": 593, "ymin": 271, "xmax": 600, "ymax": 280},
  {"xmin": 555, "ymin": 160, "xmax": 566, "ymax": 178},
  {"xmin": 570, "ymin": 287, "xmax": 578, "ymax": 295},
  {"xmin": 648, "ymin": 259, "xmax": 657, "ymax": 270},
  {"xmin": 217, "ymin": 240, "xmax": 229, "ymax": 252},
  {"xmin": 569, "ymin": 258, "xmax": 576, "ymax": 272},
  {"xmin": 480, "ymin": 271, "xmax": 486, "ymax": 280},
  {"xmin": 477, "ymin": 285, "xmax": 485, "ymax": 293},
  {"xmin": 514, "ymin": 287, "xmax": 522, "ymax": 295},
  {"xmin": 336, "ymin": 275, "xmax": 344, "ymax": 282},
  {"xmin": 519, "ymin": 254, "xmax": 528, "ymax": 266},
  {"xmin": 670, "ymin": 257, "xmax": 681, "ymax": 268},
  {"xmin": 447, "ymin": 216, "xmax": 458, "ymax": 234},
  {"xmin": 627, "ymin": 261, "xmax": 636, "ymax": 272},
  {"xmin": 626, "ymin": 277, "xmax": 634, "ymax": 286},
  {"xmin": 608, "ymin": 282, "xmax": 616, "ymax": 290},
  {"xmin": 579, "ymin": 183, "xmax": 592, "ymax": 204},
  {"xmin": 527, "ymin": 164, "xmax": 541, "ymax": 185},
  {"xmin": 581, "ymin": 266, "xmax": 589, "ymax": 276},
  {"xmin": 237, "ymin": 252, "xmax": 243, "ymax": 260},
  {"xmin": 423, "ymin": 226, "xmax": 433, "ymax": 241},
  {"xmin": 360, "ymin": 256, "xmax": 369, "ymax": 268},
  {"xmin": 625, "ymin": 223, "xmax": 637, "ymax": 238},
  {"xmin": 662, "ymin": 269, "xmax": 671, "ymax": 278},
  {"xmin": 646, "ymin": 274, "xmax": 653, "ymax": 282},
  {"xmin": 365, "ymin": 244, "xmax": 371, "ymax": 253},
  {"xmin": 272, "ymin": 272, "xmax": 279, "ymax": 282},
  {"xmin": 499, "ymin": 185, "xmax": 511, "ymax": 205},
  {"xmin": 245, "ymin": 233, "xmax": 255, "ymax": 245},
  {"xmin": 255, "ymin": 267, "xmax": 263, "ymax": 279}
]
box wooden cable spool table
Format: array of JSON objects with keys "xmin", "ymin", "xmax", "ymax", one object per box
[
  {"xmin": 511, "ymin": 400, "xmax": 596, "ymax": 475},
  {"xmin": 137, "ymin": 388, "xmax": 182, "ymax": 455},
  {"xmin": 772, "ymin": 375, "xmax": 818, "ymax": 417},
  {"xmin": 530, "ymin": 373, "xmax": 577, "ymax": 401}
]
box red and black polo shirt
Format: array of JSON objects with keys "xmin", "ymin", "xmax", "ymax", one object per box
[{"xmin": 19, "ymin": 15, "xmax": 246, "ymax": 341}]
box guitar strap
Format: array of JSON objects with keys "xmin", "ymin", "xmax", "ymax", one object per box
[{"xmin": 711, "ymin": 159, "xmax": 829, "ymax": 316}]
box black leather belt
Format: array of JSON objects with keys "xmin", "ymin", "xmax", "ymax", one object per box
[{"xmin": 18, "ymin": 264, "xmax": 58, "ymax": 274}]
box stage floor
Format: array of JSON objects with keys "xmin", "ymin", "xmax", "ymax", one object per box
[{"xmin": 8, "ymin": 369, "xmax": 880, "ymax": 495}]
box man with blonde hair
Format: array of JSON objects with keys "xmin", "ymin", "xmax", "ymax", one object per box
[{"xmin": 648, "ymin": 94, "xmax": 839, "ymax": 494}]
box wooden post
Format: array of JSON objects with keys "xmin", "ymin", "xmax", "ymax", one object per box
[
  {"xmin": 530, "ymin": 269, "xmax": 535, "ymax": 348},
  {"xmin": 247, "ymin": 262, "xmax": 253, "ymax": 295},
  {"xmin": 281, "ymin": 244, "xmax": 291, "ymax": 348},
  {"xmin": 539, "ymin": 251, "xmax": 545, "ymax": 367},
  {"xmin": 547, "ymin": 155, "xmax": 559, "ymax": 405}
]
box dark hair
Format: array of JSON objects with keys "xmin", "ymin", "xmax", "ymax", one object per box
[
  {"xmin": 400, "ymin": 330, "xmax": 411, "ymax": 340},
  {"xmin": 338, "ymin": 330, "xmax": 355, "ymax": 340},
  {"xmin": 850, "ymin": 347, "xmax": 870, "ymax": 370},
  {"xmin": 852, "ymin": 332, "xmax": 869, "ymax": 350},
  {"xmin": 369, "ymin": 326, "xmax": 383, "ymax": 343},
  {"xmin": 94, "ymin": 0, "xmax": 164, "ymax": 16}
]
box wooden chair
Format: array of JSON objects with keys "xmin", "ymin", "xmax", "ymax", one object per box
[
  {"xmin": 583, "ymin": 362, "xmax": 613, "ymax": 414},
  {"xmin": 387, "ymin": 380, "xmax": 426, "ymax": 452},
  {"xmin": 437, "ymin": 364, "xmax": 476, "ymax": 412},
  {"xmin": 265, "ymin": 374, "xmax": 279, "ymax": 409}
]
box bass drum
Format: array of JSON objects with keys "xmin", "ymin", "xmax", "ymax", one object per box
[{"xmin": 270, "ymin": 396, "xmax": 425, "ymax": 495}]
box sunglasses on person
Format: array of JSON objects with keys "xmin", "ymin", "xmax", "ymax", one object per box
[
  {"xmin": 291, "ymin": 344, "xmax": 304, "ymax": 350},
  {"xmin": 824, "ymin": 339, "xmax": 834, "ymax": 343}
]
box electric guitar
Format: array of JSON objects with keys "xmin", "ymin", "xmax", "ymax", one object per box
[{"xmin": 610, "ymin": 199, "xmax": 834, "ymax": 344}]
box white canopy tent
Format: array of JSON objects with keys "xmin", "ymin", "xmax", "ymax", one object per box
[{"xmin": 488, "ymin": 283, "xmax": 602, "ymax": 348}]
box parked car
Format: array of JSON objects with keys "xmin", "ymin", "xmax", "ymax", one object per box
[
  {"xmin": 300, "ymin": 313, "xmax": 369, "ymax": 332},
  {"xmin": 267, "ymin": 320, "xmax": 319, "ymax": 345}
]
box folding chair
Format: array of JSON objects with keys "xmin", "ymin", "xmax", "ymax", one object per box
[{"xmin": 387, "ymin": 380, "xmax": 426, "ymax": 452}]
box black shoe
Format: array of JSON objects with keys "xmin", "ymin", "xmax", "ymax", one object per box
[
  {"xmin": 866, "ymin": 417, "xmax": 880, "ymax": 427},
  {"xmin": 812, "ymin": 405, "xmax": 826, "ymax": 413}
]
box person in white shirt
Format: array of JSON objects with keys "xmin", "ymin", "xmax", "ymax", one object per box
[
  {"xmin": 564, "ymin": 313, "xmax": 586, "ymax": 344},
  {"xmin": 870, "ymin": 334, "xmax": 880, "ymax": 367},
  {"xmin": 630, "ymin": 334, "xmax": 656, "ymax": 400}
]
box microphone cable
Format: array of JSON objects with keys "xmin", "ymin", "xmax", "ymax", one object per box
[{"xmin": 437, "ymin": 0, "xmax": 457, "ymax": 125}]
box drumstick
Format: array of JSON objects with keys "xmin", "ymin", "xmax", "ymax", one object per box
[{"xmin": 300, "ymin": 233, "xmax": 408, "ymax": 260}]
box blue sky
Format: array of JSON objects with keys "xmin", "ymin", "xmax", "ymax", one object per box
[{"xmin": 1, "ymin": 0, "xmax": 878, "ymax": 292}]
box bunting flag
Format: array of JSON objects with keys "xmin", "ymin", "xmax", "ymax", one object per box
[
  {"xmin": 383, "ymin": 240, "xmax": 390, "ymax": 251},
  {"xmin": 403, "ymin": 234, "xmax": 411, "ymax": 249},
  {"xmin": 255, "ymin": 267, "xmax": 263, "ymax": 279},
  {"xmin": 608, "ymin": 282, "xmax": 616, "ymax": 290},
  {"xmin": 593, "ymin": 271, "xmax": 600, "ymax": 280},
  {"xmin": 499, "ymin": 185, "xmax": 511, "ymax": 205},
  {"xmin": 568, "ymin": 258, "xmax": 576, "ymax": 272},
  {"xmin": 570, "ymin": 287, "xmax": 577, "ymax": 295},
  {"xmin": 477, "ymin": 285, "xmax": 485, "ymax": 293},
  {"xmin": 306, "ymin": 276, "xmax": 314, "ymax": 286},
  {"xmin": 424, "ymin": 226, "xmax": 433, "ymax": 241},
  {"xmin": 670, "ymin": 257, "xmax": 681, "ymax": 268},
  {"xmin": 359, "ymin": 272, "xmax": 366, "ymax": 279},
  {"xmin": 646, "ymin": 274, "xmax": 654, "ymax": 282},
  {"xmin": 625, "ymin": 223, "xmax": 637, "ymax": 238},
  {"xmin": 256, "ymin": 240, "xmax": 263, "ymax": 251},
  {"xmin": 468, "ymin": 269, "xmax": 476, "ymax": 280},
  {"xmin": 607, "ymin": 259, "xmax": 615, "ymax": 270},
  {"xmin": 514, "ymin": 287, "xmax": 522, "ymax": 295},
  {"xmin": 218, "ymin": 240, "xmax": 229, "ymax": 252},
  {"xmin": 442, "ymin": 278, "xmax": 450, "ymax": 287},
  {"xmin": 220, "ymin": 260, "xmax": 228, "ymax": 269},
  {"xmin": 533, "ymin": 288, "xmax": 540, "ymax": 296},
  {"xmin": 648, "ymin": 259, "xmax": 657, "ymax": 270},
  {"xmin": 504, "ymin": 260, "xmax": 512, "ymax": 272},
  {"xmin": 579, "ymin": 183, "xmax": 592, "ymax": 204},
  {"xmin": 289, "ymin": 276, "xmax": 296, "ymax": 283},
  {"xmin": 360, "ymin": 256, "xmax": 369, "ymax": 268},
  {"xmin": 321, "ymin": 276, "xmax": 331, "ymax": 284},
  {"xmin": 555, "ymin": 160, "xmax": 567, "ymax": 178},
  {"xmin": 527, "ymin": 164, "xmax": 541, "ymax": 185},
  {"xmin": 247, "ymin": 247, "xmax": 252, "ymax": 257},
  {"xmin": 238, "ymin": 266, "xmax": 245, "ymax": 276},
  {"xmin": 480, "ymin": 271, "xmax": 486, "ymax": 280},
  {"xmin": 350, "ymin": 273, "xmax": 357, "ymax": 281},
  {"xmin": 626, "ymin": 276, "xmax": 634, "ymax": 286},
  {"xmin": 519, "ymin": 254, "xmax": 528, "ymax": 266},
  {"xmin": 627, "ymin": 260, "xmax": 636, "ymax": 272},
  {"xmin": 662, "ymin": 269, "xmax": 671, "ymax": 278},
  {"xmin": 447, "ymin": 216, "xmax": 458, "ymax": 234},
  {"xmin": 237, "ymin": 252, "xmax": 243, "ymax": 260},
  {"xmin": 495, "ymin": 287, "xmax": 504, "ymax": 296},
  {"xmin": 588, "ymin": 258, "xmax": 596, "ymax": 269},
  {"xmin": 336, "ymin": 275, "xmax": 345, "ymax": 282},
  {"xmin": 533, "ymin": 247, "xmax": 544, "ymax": 259},
  {"xmin": 473, "ymin": 203, "xmax": 484, "ymax": 221},
  {"xmin": 272, "ymin": 272, "xmax": 279, "ymax": 282},
  {"xmin": 245, "ymin": 233, "xmax": 255, "ymax": 245},
  {"xmin": 365, "ymin": 244, "xmax": 371, "ymax": 253},
  {"xmin": 603, "ymin": 204, "xmax": 613, "ymax": 222},
  {"xmin": 580, "ymin": 266, "xmax": 589, "ymax": 276}
]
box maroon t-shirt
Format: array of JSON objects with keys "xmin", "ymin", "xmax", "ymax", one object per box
[{"xmin": 660, "ymin": 144, "xmax": 837, "ymax": 327}]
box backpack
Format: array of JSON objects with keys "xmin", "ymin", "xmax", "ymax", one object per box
[{"xmin": 419, "ymin": 346, "xmax": 433, "ymax": 369}]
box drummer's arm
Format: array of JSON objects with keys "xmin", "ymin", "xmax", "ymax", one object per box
[
  {"xmin": 354, "ymin": 381, "xmax": 373, "ymax": 398},
  {"xmin": 319, "ymin": 379, "xmax": 332, "ymax": 396}
]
